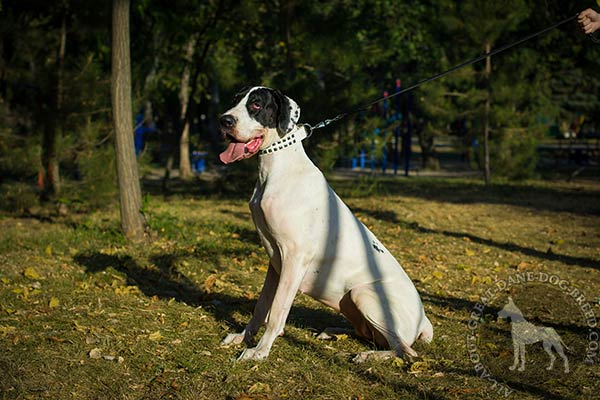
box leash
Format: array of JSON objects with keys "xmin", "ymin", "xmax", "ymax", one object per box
[{"xmin": 306, "ymin": 13, "xmax": 580, "ymax": 134}]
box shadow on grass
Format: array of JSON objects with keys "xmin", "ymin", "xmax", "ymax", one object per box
[
  {"xmin": 73, "ymin": 251, "xmax": 584, "ymax": 399},
  {"xmin": 353, "ymin": 207, "xmax": 600, "ymax": 270},
  {"xmin": 73, "ymin": 251, "xmax": 344, "ymax": 334},
  {"xmin": 422, "ymin": 292, "xmax": 589, "ymax": 338},
  {"xmin": 141, "ymin": 173, "xmax": 600, "ymax": 220},
  {"xmin": 74, "ymin": 252, "xmax": 236, "ymax": 304},
  {"xmin": 283, "ymin": 325, "xmax": 573, "ymax": 400},
  {"xmin": 330, "ymin": 176, "xmax": 600, "ymax": 217}
]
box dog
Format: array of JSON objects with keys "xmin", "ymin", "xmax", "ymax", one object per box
[
  {"xmin": 498, "ymin": 297, "xmax": 569, "ymax": 373},
  {"xmin": 218, "ymin": 86, "xmax": 433, "ymax": 361}
]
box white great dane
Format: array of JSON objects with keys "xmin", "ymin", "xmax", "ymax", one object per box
[{"xmin": 218, "ymin": 86, "xmax": 433, "ymax": 361}]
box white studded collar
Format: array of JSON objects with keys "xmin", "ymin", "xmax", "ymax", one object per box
[{"xmin": 259, "ymin": 125, "xmax": 309, "ymax": 155}]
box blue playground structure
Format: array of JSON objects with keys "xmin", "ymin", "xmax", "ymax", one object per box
[{"xmin": 348, "ymin": 79, "xmax": 412, "ymax": 176}]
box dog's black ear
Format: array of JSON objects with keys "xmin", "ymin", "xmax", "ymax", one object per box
[
  {"xmin": 271, "ymin": 89, "xmax": 291, "ymax": 137},
  {"xmin": 230, "ymin": 86, "xmax": 252, "ymax": 108}
]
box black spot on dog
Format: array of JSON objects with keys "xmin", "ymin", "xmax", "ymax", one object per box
[
  {"xmin": 244, "ymin": 88, "xmax": 291, "ymax": 137},
  {"xmin": 372, "ymin": 240, "xmax": 385, "ymax": 253}
]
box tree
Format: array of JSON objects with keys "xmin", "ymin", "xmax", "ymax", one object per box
[
  {"xmin": 439, "ymin": 0, "xmax": 536, "ymax": 182},
  {"xmin": 135, "ymin": 0, "xmax": 227, "ymax": 182},
  {"xmin": 111, "ymin": 0, "xmax": 145, "ymax": 241}
]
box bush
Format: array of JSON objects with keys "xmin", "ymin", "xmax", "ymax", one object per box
[
  {"xmin": 0, "ymin": 181, "xmax": 40, "ymax": 213},
  {"xmin": 490, "ymin": 127, "xmax": 541, "ymax": 180},
  {"xmin": 73, "ymin": 143, "xmax": 118, "ymax": 210}
]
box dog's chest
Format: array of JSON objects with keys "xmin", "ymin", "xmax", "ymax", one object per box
[
  {"xmin": 248, "ymin": 167, "xmax": 323, "ymax": 267},
  {"xmin": 249, "ymin": 184, "xmax": 283, "ymax": 265},
  {"xmin": 249, "ymin": 185, "xmax": 295, "ymax": 238}
]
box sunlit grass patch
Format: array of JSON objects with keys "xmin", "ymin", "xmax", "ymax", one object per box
[{"xmin": 1, "ymin": 177, "xmax": 599, "ymax": 399}]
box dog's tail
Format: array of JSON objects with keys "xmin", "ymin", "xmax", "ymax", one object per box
[{"xmin": 546, "ymin": 327, "xmax": 570, "ymax": 351}]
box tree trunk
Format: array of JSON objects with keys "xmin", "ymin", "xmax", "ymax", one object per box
[
  {"xmin": 483, "ymin": 42, "xmax": 492, "ymax": 186},
  {"xmin": 177, "ymin": 35, "xmax": 197, "ymax": 181},
  {"xmin": 41, "ymin": 12, "xmax": 67, "ymax": 200},
  {"xmin": 417, "ymin": 127, "xmax": 440, "ymax": 171},
  {"xmin": 41, "ymin": 122, "xmax": 60, "ymax": 199},
  {"xmin": 111, "ymin": 0, "xmax": 145, "ymax": 241}
]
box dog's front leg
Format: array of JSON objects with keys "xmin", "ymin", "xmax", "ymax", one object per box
[
  {"xmin": 221, "ymin": 262, "xmax": 279, "ymax": 347},
  {"xmin": 238, "ymin": 257, "xmax": 306, "ymax": 361}
]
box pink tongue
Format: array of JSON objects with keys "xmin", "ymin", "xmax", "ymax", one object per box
[
  {"xmin": 219, "ymin": 142, "xmax": 247, "ymax": 164},
  {"xmin": 219, "ymin": 137, "xmax": 264, "ymax": 164}
]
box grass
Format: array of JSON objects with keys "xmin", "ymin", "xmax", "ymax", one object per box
[{"xmin": 1, "ymin": 174, "xmax": 599, "ymax": 399}]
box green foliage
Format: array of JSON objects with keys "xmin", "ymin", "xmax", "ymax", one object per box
[
  {"xmin": 0, "ymin": 181, "xmax": 40, "ymax": 212},
  {"xmin": 491, "ymin": 128, "xmax": 540, "ymax": 179},
  {"xmin": 1, "ymin": 0, "xmax": 599, "ymax": 208},
  {"xmin": 0, "ymin": 135, "xmax": 40, "ymax": 179},
  {"xmin": 75, "ymin": 142, "xmax": 118, "ymax": 209}
]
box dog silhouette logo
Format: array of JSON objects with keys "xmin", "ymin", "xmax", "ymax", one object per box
[{"xmin": 497, "ymin": 297, "xmax": 570, "ymax": 373}]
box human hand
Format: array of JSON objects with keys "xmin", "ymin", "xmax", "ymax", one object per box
[{"xmin": 578, "ymin": 8, "xmax": 600, "ymax": 34}]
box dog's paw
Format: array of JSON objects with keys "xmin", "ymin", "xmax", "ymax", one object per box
[
  {"xmin": 237, "ymin": 347, "xmax": 269, "ymax": 361},
  {"xmin": 220, "ymin": 332, "xmax": 246, "ymax": 347}
]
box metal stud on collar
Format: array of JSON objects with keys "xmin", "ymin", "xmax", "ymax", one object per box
[{"xmin": 259, "ymin": 133, "xmax": 298, "ymax": 155}]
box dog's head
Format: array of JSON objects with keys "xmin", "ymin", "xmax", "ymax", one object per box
[{"xmin": 219, "ymin": 86, "xmax": 300, "ymax": 164}]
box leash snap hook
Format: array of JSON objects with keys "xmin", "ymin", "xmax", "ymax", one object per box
[{"xmin": 303, "ymin": 123, "xmax": 314, "ymax": 139}]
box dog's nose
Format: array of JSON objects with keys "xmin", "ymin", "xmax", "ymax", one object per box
[{"xmin": 219, "ymin": 115, "xmax": 236, "ymax": 129}]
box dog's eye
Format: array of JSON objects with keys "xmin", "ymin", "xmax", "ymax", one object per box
[{"xmin": 250, "ymin": 102, "xmax": 262, "ymax": 111}]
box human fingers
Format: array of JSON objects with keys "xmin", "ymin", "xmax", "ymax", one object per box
[
  {"xmin": 581, "ymin": 8, "xmax": 594, "ymax": 18},
  {"xmin": 578, "ymin": 11, "xmax": 589, "ymax": 24},
  {"xmin": 584, "ymin": 21, "xmax": 599, "ymax": 34}
]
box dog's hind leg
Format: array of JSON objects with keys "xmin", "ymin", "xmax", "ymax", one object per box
[
  {"xmin": 547, "ymin": 329, "xmax": 570, "ymax": 373},
  {"xmin": 552, "ymin": 341, "xmax": 570, "ymax": 373},
  {"xmin": 340, "ymin": 286, "xmax": 419, "ymax": 362}
]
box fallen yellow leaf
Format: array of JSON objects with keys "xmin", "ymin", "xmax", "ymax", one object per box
[
  {"xmin": 409, "ymin": 360, "xmax": 430, "ymax": 373},
  {"xmin": 89, "ymin": 348, "xmax": 102, "ymax": 359},
  {"xmin": 44, "ymin": 245, "xmax": 52, "ymax": 256},
  {"xmin": 0, "ymin": 325, "xmax": 16, "ymax": 336},
  {"xmin": 203, "ymin": 274, "xmax": 218, "ymax": 291},
  {"xmin": 248, "ymin": 382, "xmax": 271, "ymax": 394},
  {"xmin": 392, "ymin": 357, "xmax": 405, "ymax": 368},
  {"xmin": 114, "ymin": 286, "xmax": 141, "ymax": 296},
  {"xmin": 24, "ymin": 267, "xmax": 41, "ymax": 280},
  {"xmin": 148, "ymin": 331, "xmax": 163, "ymax": 341},
  {"xmin": 49, "ymin": 297, "xmax": 60, "ymax": 308},
  {"xmin": 431, "ymin": 271, "xmax": 444, "ymax": 280},
  {"xmin": 333, "ymin": 333, "xmax": 349, "ymax": 341}
]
